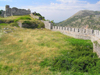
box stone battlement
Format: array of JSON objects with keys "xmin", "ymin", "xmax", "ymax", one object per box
[
  {"xmin": 51, "ymin": 26, "xmax": 100, "ymax": 57},
  {"xmin": 52, "ymin": 26, "xmax": 100, "ymax": 39},
  {"xmin": 44, "ymin": 24, "xmax": 100, "ymax": 57},
  {"xmin": 0, "ymin": 5, "xmax": 31, "ymax": 17}
]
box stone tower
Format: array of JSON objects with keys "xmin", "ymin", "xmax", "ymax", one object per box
[
  {"xmin": 5, "ymin": 5, "xmax": 11, "ymax": 17},
  {"xmin": 5, "ymin": 5, "xmax": 10, "ymax": 10}
]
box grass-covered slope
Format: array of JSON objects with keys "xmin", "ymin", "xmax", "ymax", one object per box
[
  {"xmin": 0, "ymin": 15, "xmax": 44, "ymax": 28},
  {"xmin": 0, "ymin": 24, "xmax": 100, "ymax": 75}
]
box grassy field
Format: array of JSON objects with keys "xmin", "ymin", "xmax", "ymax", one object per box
[
  {"xmin": 0, "ymin": 25, "xmax": 100, "ymax": 75},
  {"xmin": 0, "ymin": 25, "xmax": 72, "ymax": 75},
  {"xmin": 0, "ymin": 15, "xmax": 100, "ymax": 75}
]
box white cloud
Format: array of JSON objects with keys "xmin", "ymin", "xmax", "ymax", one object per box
[
  {"xmin": 24, "ymin": 0, "xmax": 100, "ymax": 23},
  {"xmin": 96, "ymin": 1, "xmax": 100, "ymax": 4},
  {"xmin": 0, "ymin": 6, "xmax": 5, "ymax": 10},
  {"xmin": 56, "ymin": 0, "xmax": 87, "ymax": 4},
  {"xmin": 56, "ymin": 0, "xmax": 78, "ymax": 3}
]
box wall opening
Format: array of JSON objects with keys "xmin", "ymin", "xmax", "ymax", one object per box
[{"xmin": 78, "ymin": 29, "xmax": 79, "ymax": 32}]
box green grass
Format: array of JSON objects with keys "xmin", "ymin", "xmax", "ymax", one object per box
[
  {"xmin": 0, "ymin": 15, "xmax": 45, "ymax": 29},
  {"xmin": 0, "ymin": 24, "xmax": 100, "ymax": 75},
  {"xmin": 40, "ymin": 38, "xmax": 100, "ymax": 75},
  {"xmin": 0, "ymin": 14, "xmax": 100, "ymax": 75},
  {"xmin": 0, "ymin": 23, "xmax": 8, "ymax": 26},
  {"xmin": 14, "ymin": 16, "xmax": 31, "ymax": 22}
]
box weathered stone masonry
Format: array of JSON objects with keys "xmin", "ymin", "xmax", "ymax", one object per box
[
  {"xmin": 0, "ymin": 5, "xmax": 31, "ymax": 17},
  {"xmin": 45, "ymin": 25, "xmax": 100, "ymax": 58}
]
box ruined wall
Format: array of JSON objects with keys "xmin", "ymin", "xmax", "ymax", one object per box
[
  {"xmin": 41, "ymin": 20, "xmax": 53, "ymax": 30},
  {"xmin": 93, "ymin": 42, "xmax": 100, "ymax": 58},
  {"xmin": 0, "ymin": 5, "xmax": 31, "ymax": 17},
  {"xmin": 30, "ymin": 14, "xmax": 41, "ymax": 20}
]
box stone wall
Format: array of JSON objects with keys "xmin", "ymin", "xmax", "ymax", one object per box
[
  {"xmin": 50, "ymin": 26, "xmax": 100, "ymax": 57},
  {"xmin": 52, "ymin": 26, "xmax": 92, "ymax": 39},
  {"xmin": 30, "ymin": 13, "xmax": 53, "ymax": 29},
  {"xmin": 30, "ymin": 14, "xmax": 41, "ymax": 20},
  {"xmin": 0, "ymin": 5, "xmax": 31, "ymax": 17},
  {"xmin": 41, "ymin": 20, "xmax": 53, "ymax": 30},
  {"xmin": 93, "ymin": 42, "xmax": 100, "ymax": 58}
]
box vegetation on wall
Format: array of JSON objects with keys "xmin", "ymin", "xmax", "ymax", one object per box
[{"xmin": 33, "ymin": 12, "xmax": 45, "ymax": 20}]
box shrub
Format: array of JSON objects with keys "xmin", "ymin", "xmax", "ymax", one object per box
[
  {"xmin": 22, "ymin": 21, "xmax": 44, "ymax": 29},
  {"xmin": 22, "ymin": 21, "xmax": 32, "ymax": 25},
  {"xmin": 40, "ymin": 38, "xmax": 100, "ymax": 74},
  {"xmin": 19, "ymin": 40, "xmax": 23, "ymax": 42},
  {"xmin": 0, "ymin": 10, "xmax": 3, "ymax": 15}
]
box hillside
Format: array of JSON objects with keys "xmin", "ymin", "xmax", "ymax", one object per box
[
  {"xmin": 56, "ymin": 10, "xmax": 100, "ymax": 30},
  {"xmin": 0, "ymin": 15, "xmax": 100, "ymax": 75}
]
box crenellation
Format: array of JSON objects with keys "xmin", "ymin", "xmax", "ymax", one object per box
[
  {"xmin": 99, "ymin": 31, "xmax": 100, "ymax": 36},
  {"xmin": 86, "ymin": 29, "xmax": 93, "ymax": 35},
  {"xmin": 43, "ymin": 19, "xmax": 100, "ymax": 58},
  {"xmin": 64, "ymin": 27, "xmax": 66, "ymax": 30},
  {"xmin": 83, "ymin": 29, "xmax": 86, "ymax": 33},
  {"xmin": 63, "ymin": 27, "xmax": 65, "ymax": 30},
  {"xmin": 72, "ymin": 28, "xmax": 75, "ymax": 32},
  {"xmin": 69, "ymin": 27, "xmax": 71, "ymax": 31},
  {"xmin": 94, "ymin": 30, "xmax": 99, "ymax": 36},
  {"xmin": 55, "ymin": 26, "xmax": 58, "ymax": 30},
  {"xmin": 78, "ymin": 29, "xmax": 79, "ymax": 32},
  {"xmin": 53, "ymin": 26, "xmax": 55, "ymax": 30},
  {"xmin": 60, "ymin": 26, "xmax": 63, "ymax": 30},
  {"xmin": 67, "ymin": 27, "xmax": 69, "ymax": 31},
  {"xmin": 57, "ymin": 26, "xmax": 59, "ymax": 30},
  {"xmin": 75, "ymin": 28, "xmax": 78, "ymax": 33},
  {"xmin": 65, "ymin": 27, "xmax": 67, "ymax": 31},
  {"xmin": 70, "ymin": 28, "xmax": 72, "ymax": 31}
]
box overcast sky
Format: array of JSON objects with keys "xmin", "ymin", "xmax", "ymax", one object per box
[{"xmin": 0, "ymin": 0, "xmax": 100, "ymax": 23}]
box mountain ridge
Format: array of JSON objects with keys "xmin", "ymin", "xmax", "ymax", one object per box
[{"xmin": 56, "ymin": 10, "xmax": 100, "ymax": 30}]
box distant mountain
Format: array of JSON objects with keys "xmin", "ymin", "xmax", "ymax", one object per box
[{"xmin": 56, "ymin": 10, "xmax": 100, "ymax": 30}]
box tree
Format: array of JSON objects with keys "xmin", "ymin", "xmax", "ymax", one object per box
[
  {"xmin": 0, "ymin": 10, "xmax": 3, "ymax": 15},
  {"xmin": 51, "ymin": 20, "xmax": 56, "ymax": 26}
]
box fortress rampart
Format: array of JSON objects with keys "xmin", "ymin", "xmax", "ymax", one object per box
[
  {"xmin": 51, "ymin": 26, "xmax": 100, "ymax": 57},
  {"xmin": 17, "ymin": 19, "xmax": 100, "ymax": 58},
  {"xmin": 44, "ymin": 24, "xmax": 100, "ymax": 57},
  {"xmin": 0, "ymin": 5, "xmax": 31, "ymax": 17}
]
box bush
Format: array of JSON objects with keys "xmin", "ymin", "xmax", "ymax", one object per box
[
  {"xmin": 22, "ymin": 21, "xmax": 44, "ymax": 29},
  {"xmin": 34, "ymin": 13, "xmax": 41, "ymax": 16},
  {"xmin": 22, "ymin": 21, "xmax": 32, "ymax": 25},
  {"xmin": 40, "ymin": 38, "xmax": 100, "ymax": 74},
  {"xmin": 0, "ymin": 10, "xmax": 3, "ymax": 15},
  {"xmin": 0, "ymin": 11, "xmax": 1, "ymax": 15},
  {"xmin": 37, "ymin": 23, "xmax": 45, "ymax": 28}
]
